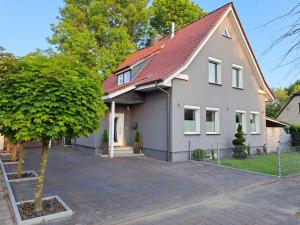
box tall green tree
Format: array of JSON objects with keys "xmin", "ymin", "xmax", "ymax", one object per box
[
  {"xmin": 49, "ymin": 0, "xmax": 149, "ymax": 77},
  {"xmin": 0, "ymin": 47, "xmax": 19, "ymax": 76},
  {"xmin": 266, "ymin": 88, "xmax": 289, "ymax": 118},
  {"xmin": 0, "ymin": 52, "xmax": 106, "ymax": 213},
  {"xmin": 149, "ymin": 0, "xmax": 206, "ymax": 36}
]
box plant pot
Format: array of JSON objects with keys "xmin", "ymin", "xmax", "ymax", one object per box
[
  {"xmin": 133, "ymin": 142, "xmax": 141, "ymax": 154},
  {"xmin": 102, "ymin": 143, "xmax": 109, "ymax": 155}
]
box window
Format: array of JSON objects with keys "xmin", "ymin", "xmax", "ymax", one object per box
[
  {"xmin": 117, "ymin": 74, "xmax": 124, "ymax": 85},
  {"xmin": 124, "ymin": 71, "xmax": 131, "ymax": 83},
  {"xmin": 208, "ymin": 57, "xmax": 222, "ymax": 84},
  {"xmin": 298, "ymin": 103, "xmax": 300, "ymax": 114},
  {"xmin": 250, "ymin": 112, "xmax": 260, "ymax": 134},
  {"xmin": 235, "ymin": 110, "xmax": 246, "ymax": 133},
  {"xmin": 206, "ymin": 108, "xmax": 220, "ymax": 134},
  {"xmin": 232, "ymin": 64, "xmax": 243, "ymax": 89},
  {"xmin": 184, "ymin": 106, "xmax": 200, "ymax": 134},
  {"xmin": 223, "ymin": 28, "xmax": 230, "ymax": 38},
  {"xmin": 117, "ymin": 71, "xmax": 131, "ymax": 85}
]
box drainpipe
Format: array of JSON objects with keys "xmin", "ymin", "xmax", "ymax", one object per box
[{"xmin": 156, "ymin": 83, "xmax": 170, "ymax": 161}]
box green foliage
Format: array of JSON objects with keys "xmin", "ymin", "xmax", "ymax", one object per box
[
  {"xmin": 49, "ymin": 0, "xmax": 149, "ymax": 77},
  {"xmin": 286, "ymin": 80, "xmax": 300, "ymax": 95},
  {"xmin": 211, "ymin": 149, "xmax": 215, "ymax": 160},
  {"xmin": 149, "ymin": 0, "xmax": 206, "ymax": 36},
  {"xmin": 134, "ymin": 130, "xmax": 140, "ymax": 142},
  {"xmin": 288, "ymin": 125, "xmax": 300, "ymax": 146},
  {"xmin": 246, "ymin": 144, "xmax": 251, "ymax": 156},
  {"xmin": 266, "ymin": 88, "xmax": 289, "ymax": 118},
  {"xmin": 232, "ymin": 124, "xmax": 247, "ymax": 159},
  {"xmin": 102, "ymin": 129, "xmax": 108, "ymax": 143},
  {"xmin": 0, "ymin": 47, "xmax": 19, "ymax": 76},
  {"xmin": 192, "ymin": 149, "xmax": 206, "ymax": 161},
  {"xmin": 0, "ymin": 52, "xmax": 106, "ymax": 143}
]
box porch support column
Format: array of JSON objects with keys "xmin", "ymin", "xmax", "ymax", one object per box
[{"xmin": 109, "ymin": 100, "xmax": 115, "ymax": 158}]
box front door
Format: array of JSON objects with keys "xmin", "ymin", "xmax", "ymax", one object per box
[{"xmin": 114, "ymin": 113, "xmax": 125, "ymax": 146}]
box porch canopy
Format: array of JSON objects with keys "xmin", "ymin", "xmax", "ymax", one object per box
[{"xmin": 104, "ymin": 90, "xmax": 145, "ymax": 158}]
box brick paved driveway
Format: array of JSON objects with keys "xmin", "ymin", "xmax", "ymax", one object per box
[{"xmin": 3, "ymin": 147, "xmax": 299, "ymax": 225}]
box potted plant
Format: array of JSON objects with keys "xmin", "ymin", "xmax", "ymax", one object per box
[
  {"xmin": 133, "ymin": 130, "xmax": 141, "ymax": 154},
  {"xmin": 102, "ymin": 129, "xmax": 109, "ymax": 155}
]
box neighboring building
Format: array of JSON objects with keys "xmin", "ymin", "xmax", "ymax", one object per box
[
  {"xmin": 76, "ymin": 3, "xmax": 275, "ymax": 161},
  {"xmin": 276, "ymin": 91, "xmax": 300, "ymax": 125}
]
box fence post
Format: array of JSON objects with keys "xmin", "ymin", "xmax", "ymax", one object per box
[
  {"xmin": 189, "ymin": 141, "xmax": 191, "ymax": 160},
  {"xmin": 217, "ymin": 144, "xmax": 220, "ymax": 166},
  {"xmin": 277, "ymin": 148, "xmax": 281, "ymax": 177}
]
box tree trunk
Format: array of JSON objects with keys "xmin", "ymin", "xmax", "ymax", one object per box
[
  {"xmin": 34, "ymin": 141, "xmax": 49, "ymax": 213},
  {"xmin": 6, "ymin": 140, "xmax": 11, "ymax": 153},
  {"xmin": 10, "ymin": 144, "xmax": 17, "ymax": 161},
  {"xmin": 17, "ymin": 143, "xmax": 24, "ymax": 178}
]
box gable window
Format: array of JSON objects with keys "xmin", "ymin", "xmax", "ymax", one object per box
[
  {"xmin": 223, "ymin": 28, "xmax": 230, "ymax": 38},
  {"xmin": 250, "ymin": 112, "xmax": 260, "ymax": 134},
  {"xmin": 117, "ymin": 70, "xmax": 131, "ymax": 85},
  {"xmin": 208, "ymin": 57, "xmax": 222, "ymax": 85},
  {"xmin": 232, "ymin": 64, "xmax": 243, "ymax": 89},
  {"xmin": 235, "ymin": 110, "xmax": 246, "ymax": 133},
  {"xmin": 184, "ymin": 106, "xmax": 200, "ymax": 134},
  {"xmin": 206, "ymin": 107, "xmax": 220, "ymax": 134}
]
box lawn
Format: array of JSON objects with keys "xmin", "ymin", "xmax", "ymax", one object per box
[{"xmin": 211, "ymin": 152, "xmax": 300, "ymax": 176}]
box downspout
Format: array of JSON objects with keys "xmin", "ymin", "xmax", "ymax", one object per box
[{"xmin": 156, "ymin": 82, "xmax": 170, "ymax": 161}]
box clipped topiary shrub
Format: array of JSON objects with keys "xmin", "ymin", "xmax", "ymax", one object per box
[
  {"xmin": 289, "ymin": 124, "xmax": 300, "ymax": 146},
  {"xmin": 232, "ymin": 124, "xmax": 247, "ymax": 159},
  {"xmin": 192, "ymin": 149, "xmax": 207, "ymax": 161}
]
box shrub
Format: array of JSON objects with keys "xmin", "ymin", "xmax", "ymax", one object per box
[
  {"xmin": 134, "ymin": 130, "xmax": 140, "ymax": 142},
  {"xmin": 289, "ymin": 125, "xmax": 300, "ymax": 146},
  {"xmin": 211, "ymin": 149, "xmax": 215, "ymax": 160},
  {"xmin": 246, "ymin": 144, "xmax": 251, "ymax": 156},
  {"xmin": 102, "ymin": 129, "xmax": 108, "ymax": 144},
  {"xmin": 232, "ymin": 124, "xmax": 247, "ymax": 159},
  {"xmin": 192, "ymin": 149, "xmax": 207, "ymax": 161}
]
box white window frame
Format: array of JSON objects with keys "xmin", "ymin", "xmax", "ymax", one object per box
[
  {"xmin": 117, "ymin": 74, "xmax": 124, "ymax": 85},
  {"xmin": 206, "ymin": 107, "xmax": 220, "ymax": 135},
  {"xmin": 235, "ymin": 110, "xmax": 247, "ymax": 134},
  {"xmin": 208, "ymin": 57, "xmax": 222, "ymax": 85},
  {"xmin": 184, "ymin": 105, "xmax": 200, "ymax": 135},
  {"xmin": 249, "ymin": 111, "xmax": 260, "ymax": 134},
  {"xmin": 232, "ymin": 64, "xmax": 243, "ymax": 89},
  {"xmin": 123, "ymin": 71, "xmax": 131, "ymax": 84},
  {"xmin": 224, "ymin": 27, "xmax": 230, "ymax": 38}
]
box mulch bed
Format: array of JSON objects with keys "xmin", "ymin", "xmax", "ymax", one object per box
[
  {"xmin": 18, "ymin": 198, "xmax": 65, "ymax": 220},
  {"xmin": 7, "ymin": 172, "xmax": 35, "ymax": 180}
]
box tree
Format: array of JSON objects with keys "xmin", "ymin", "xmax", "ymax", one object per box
[
  {"xmin": 0, "ymin": 52, "xmax": 106, "ymax": 213},
  {"xmin": 0, "ymin": 46, "xmax": 19, "ymax": 76},
  {"xmin": 149, "ymin": 0, "xmax": 206, "ymax": 36},
  {"xmin": 266, "ymin": 88, "xmax": 289, "ymax": 118},
  {"xmin": 286, "ymin": 80, "xmax": 300, "ymax": 95},
  {"xmin": 232, "ymin": 124, "xmax": 247, "ymax": 159},
  {"xmin": 48, "ymin": 0, "xmax": 149, "ymax": 77}
]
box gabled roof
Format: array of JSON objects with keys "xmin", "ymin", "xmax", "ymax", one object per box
[
  {"xmin": 103, "ymin": 2, "xmax": 274, "ymax": 100},
  {"xmin": 276, "ymin": 91, "xmax": 300, "ymax": 118}
]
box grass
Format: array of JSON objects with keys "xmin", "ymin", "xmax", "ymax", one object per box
[{"xmin": 210, "ymin": 152, "xmax": 300, "ymax": 176}]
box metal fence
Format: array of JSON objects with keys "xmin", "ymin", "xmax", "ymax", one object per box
[{"xmin": 190, "ymin": 145, "xmax": 300, "ymax": 177}]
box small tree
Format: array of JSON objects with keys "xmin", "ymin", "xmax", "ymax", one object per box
[
  {"xmin": 102, "ymin": 129, "xmax": 109, "ymax": 144},
  {"xmin": 134, "ymin": 130, "xmax": 140, "ymax": 142},
  {"xmin": 289, "ymin": 124, "xmax": 300, "ymax": 146},
  {"xmin": 232, "ymin": 124, "xmax": 247, "ymax": 159},
  {"xmin": 0, "ymin": 52, "xmax": 106, "ymax": 213}
]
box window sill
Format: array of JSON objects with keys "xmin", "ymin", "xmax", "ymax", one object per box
[
  {"xmin": 206, "ymin": 132, "xmax": 220, "ymax": 135},
  {"xmin": 251, "ymin": 132, "xmax": 260, "ymax": 135},
  {"xmin": 184, "ymin": 132, "xmax": 200, "ymax": 135},
  {"xmin": 209, "ymin": 82, "xmax": 222, "ymax": 86},
  {"xmin": 232, "ymin": 86, "xmax": 244, "ymax": 90}
]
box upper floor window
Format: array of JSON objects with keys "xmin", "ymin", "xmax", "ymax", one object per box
[
  {"xmin": 208, "ymin": 57, "xmax": 222, "ymax": 85},
  {"xmin": 250, "ymin": 112, "xmax": 260, "ymax": 134},
  {"xmin": 232, "ymin": 64, "xmax": 243, "ymax": 89},
  {"xmin": 117, "ymin": 71, "xmax": 131, "ymax": 85},
  {"xmin": 184, "ymin": 106, "xmax": 200, "ymax": 134}
]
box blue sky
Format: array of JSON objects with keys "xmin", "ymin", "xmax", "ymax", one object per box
[{"xmin": 0, "ymin": 0, "xmax": 299, "ymax": 88}]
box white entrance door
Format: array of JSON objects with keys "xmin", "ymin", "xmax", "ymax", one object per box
[{"xmin": 114, "ymin": 113, "xmax": 125, "ymax": 146}]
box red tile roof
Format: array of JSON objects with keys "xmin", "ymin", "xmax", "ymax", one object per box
[
  {"xmin": 103, "ymin": 2, "xmax": 273, "ymax": 100},
  {"xmin": 103, "ymin": 3, "xmax": 232, "ymax": 94}
]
